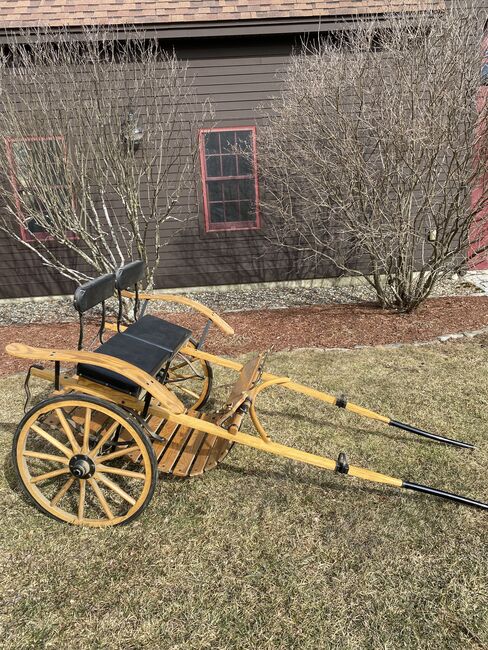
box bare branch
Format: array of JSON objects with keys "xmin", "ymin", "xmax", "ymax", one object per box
[
  {"xmin": 0, "ymin": 27, "xmax": 211, "ymax": 289},
  {"xmin": 255, "ymin": 4, "xmax": 488, "ymax": 311}
]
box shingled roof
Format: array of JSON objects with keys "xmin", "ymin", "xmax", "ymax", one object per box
[{"xmin": 0, "ymin": 1, "xmax": 445, "ymax": 29}]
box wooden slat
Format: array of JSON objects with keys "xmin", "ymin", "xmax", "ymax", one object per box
[
  {"xmin": 152, "ymin": 419, "xmax": 181, "ymax": 463},
  {"xmin": 158, "ymin": 425, "xmax": 194, "ymax": 474},
  {"xmin": 187, "ymin": 433, "xmax": 219, "ymax": 477},
  {"xmin": 172, "ymin": 429, "xmax": 207, "ymax": 477},
  {"xmin": 204, "ymin": 437, "xmax": 234, "ymax": 473},
  {"xmin": 68, "ymin": 407, "xmax": 109, "ymax": 433}
]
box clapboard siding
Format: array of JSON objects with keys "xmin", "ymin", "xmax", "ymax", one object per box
[
  {"xmin": 3, "ymin": 3, "xmax": 486, "ymax": 299},
  {"xmin": 0, "ymin": 32, "xmax": 325, "ymax": 299}
]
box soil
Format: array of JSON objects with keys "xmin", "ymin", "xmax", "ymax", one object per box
[{"xmin": 1, "ymin": 295, "xmax": 488, "ymax": 377}]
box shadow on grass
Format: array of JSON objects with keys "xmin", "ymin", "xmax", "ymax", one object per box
[
  {"xmin": 2, "ymin": 450, "xmax": 23, "ymax": 496},
  {"xmin": 255, "ymin": 407, "xmax": 444, "ymax": 447},
  {"xmin": 218, "ymin": 459, "xmax": 402, "ymax": 503},
  {"xmin": 0, "ymin": 422, "xmax": 17, "ymax": 434}
]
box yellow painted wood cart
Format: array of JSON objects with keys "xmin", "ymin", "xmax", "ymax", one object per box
[{"xmin": 6, "ymin": 261, "xmax": 487, "ymax": 527}]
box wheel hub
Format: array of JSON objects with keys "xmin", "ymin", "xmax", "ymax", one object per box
[{"xmin": 69, "ymin": 454, "xmax": 95, "ymax": 479}]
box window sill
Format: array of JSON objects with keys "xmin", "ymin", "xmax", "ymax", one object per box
[{"xmin": 205, "ymin": 221, "xmax": 260, "ymax": 233}]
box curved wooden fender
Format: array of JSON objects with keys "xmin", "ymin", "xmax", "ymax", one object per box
[
  {"xmin": 122, "ymin": 290, "xmax": 235, "ymax": 336},
  {"xmin": 5, "ymin": 343, "xmax": 186, "ymax": 414}
]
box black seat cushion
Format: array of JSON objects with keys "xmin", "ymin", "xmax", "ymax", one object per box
[
  {"xmin": 77, "ymin": 316, "xmax": 192, "ymax": 396},
  {"xmin": 123, "ymin": 315, "xmax": 191, "ymax": 351}
]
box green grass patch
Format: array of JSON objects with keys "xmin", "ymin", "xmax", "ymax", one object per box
[{"xmin": 0, "ymin": 341, "xmax": 487, "ymax": 649}]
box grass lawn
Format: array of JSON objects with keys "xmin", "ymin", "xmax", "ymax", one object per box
[{"xmin": 0, "ymin": 340, "xmax": 487, "ymax": 649}]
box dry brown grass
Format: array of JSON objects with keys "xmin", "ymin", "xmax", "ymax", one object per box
[{"xmin": 0, "ymin": 340, "xmax": 487, "ymax": 649}]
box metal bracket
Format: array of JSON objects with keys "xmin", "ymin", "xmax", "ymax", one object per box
[
  {"xmin": 23, "ymin": 364, "xmax": 44, "ymax": 412},
  {"xmin": 197, "ymin": 319, "xmax": 212, "ymax": 349},
  {"xmin": 54, "ymin": 361, "xmax": 61, "ymax": 391},
  {"xmin": 336, "ymin": 394, "xmax": 348, "ymax": 409},
  {"xmin": 335, "ymin": 452, "xmax": 349, "ymax": 474}
]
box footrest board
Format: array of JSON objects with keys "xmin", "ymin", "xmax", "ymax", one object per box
[{"xmin": 149, "ymin": 412, "xmax": 233, "ymax": 478}]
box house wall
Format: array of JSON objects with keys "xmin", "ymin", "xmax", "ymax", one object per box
[
  {"xmin": 2, "ymin": 3, "xmax": 487, "ymax": 299},
  {"xmin": 0, "ymin": 33, "xmax": 342, "ymax": 300}
]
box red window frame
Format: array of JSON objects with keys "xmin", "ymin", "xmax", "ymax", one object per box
[
  {"xmin": 199, "ymin": 126, "xmax": 260, "ymax": 233},
  {"xmin": 5, "ymin": 135, "xmax": 74, "ymax": 242}
]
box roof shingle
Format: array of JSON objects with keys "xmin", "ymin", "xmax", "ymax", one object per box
[{"xmin": 0, "ymin": 1, "xmax": 445, "ymax": 29}]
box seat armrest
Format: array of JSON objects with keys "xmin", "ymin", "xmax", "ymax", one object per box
[{"xmin": 121, "ymin": 290, "xmax": 235, "ymax": 336}]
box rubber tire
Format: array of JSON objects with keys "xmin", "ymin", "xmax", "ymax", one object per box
[{"xmin": 12, "ymin": 393, "xmax": 158, "ymax": 527}]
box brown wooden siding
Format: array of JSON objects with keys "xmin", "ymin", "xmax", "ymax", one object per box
[{"xmin": 0, "ymin": 34, "xmax": 341, "ymax": 299}]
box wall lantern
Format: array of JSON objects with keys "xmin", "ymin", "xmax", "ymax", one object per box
[{"xmin": 124, "ymin": 112, "xmax": 144, "ymax": 150}]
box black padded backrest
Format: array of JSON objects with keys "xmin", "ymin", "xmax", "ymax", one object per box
[
  {"xmin": 115, "ymin": 260, "xmax": 145, "ymax": 291},
  {"xmin": 73, "ymin": 274, "xmax": 116, "ymax": 313}
]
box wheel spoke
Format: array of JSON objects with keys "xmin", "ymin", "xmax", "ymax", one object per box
[
  {"xmin": 173, "ymin": 385, "xmax": 200, "ymax": 399},
  {"xmin": 30, "ymin": 424, "xmax": 72, "ymax": 458},
  {"xmin": 51, "ymin": 477, "xmax": 75, "ymax": 506},
  {"xmin": 167, "ymin": 373, "xmax": 202, "ymax": 382},
  {"xmin": 170, "ymin": 360, "xmax": 191, "ymax": 371},
  {"xmin": 16, "ymin": 397, "xmax": 157, "ymax": 527},
  {"xmin": 23, "ymin": 450, "xmax": 69, "ymax": 465},
  {"xmin": 96, "ymin": 464, "xmax": 146, "ymax": 480},
  {"xmin": 88, "ymin": 477, "xmax": 114, "ymax": 520},
  {"xmin": 82, "ymin": 408, "xmax": 92, "ymax": 453},
  {"xmin": 95, "ymin": 472, "xmax": 136, "ymax": 506},
  {"xmin": 97, "ymin": 445, "xmax": 141, "ymax": 463},
  {"xmin": 91, "ymin": 421, "xmax": 120, "ymax": 458},
  {"xmin": 31, "ymin": 467, "xmax": 70, "ymax": 484},
  {"xmin": 55, "ymin": 408, "xmax": 81, "ymax": 453},
  {"xmin": 78, "ymin": 480, "xmax": 86, "ymax": 520}
]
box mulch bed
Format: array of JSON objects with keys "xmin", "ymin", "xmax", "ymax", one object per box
[{"xmin": 1, "ymin": 295, "xmax": 488, "ymax": 377}]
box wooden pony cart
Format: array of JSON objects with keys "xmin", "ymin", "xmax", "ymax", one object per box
[{"xmin": 6, "ymin": 261, "xmax": 487, "ymax": 527}]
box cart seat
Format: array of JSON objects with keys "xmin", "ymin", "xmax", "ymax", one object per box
[{"xmin": 77, "ymin": 315, "xmax": 191, "ymax": 396}]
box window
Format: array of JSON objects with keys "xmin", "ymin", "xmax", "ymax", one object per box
[
  {"xmin": 6, "ymin": 136, "xmax": 70, "ymax": 241},
  {"xmin": 200, "ymin": 127, "xmax": 260, "ymax": 232}
]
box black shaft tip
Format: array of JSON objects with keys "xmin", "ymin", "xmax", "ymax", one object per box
[
  {"xmin": 403, "ymin": 481, "xmax": 488, "ymax": 511},
  {"xmin": 389, "ymin": 420, "xmax": 475, "ymax": 449}
]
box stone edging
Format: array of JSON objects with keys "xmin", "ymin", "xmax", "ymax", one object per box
[{"xmin": 287, "ymin": 325, "xmax": 488, "ymax": 354}]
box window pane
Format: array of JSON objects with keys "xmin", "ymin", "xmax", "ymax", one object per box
[
  {"xmin": 239, "ymin": 200, "xmax": 254, "ymax": 221},
  {"xmin": 206, "ymin": 155, "xmax": 221, "ymax": 177},
  {"xmin": 207, "ymin": 180, "xmax": 223, "ymax": 202},
  {"xmin": 210, "ymin": 202, "xmax": 225, "ymax": 223},
  {"xmin": 11, "ymin": 142, "xmax": 30, "ymax": 188},
  {"xmin": 13, "ymin": 139, "xmax": 66, "ymax": 187},
  {"xmin": 220, "ymin": 131, "xmax": 236, "ymax": 153},
  {"xmin": 223, "ymin": 179, "xmax": 238, "ymax": 201},
  {"xmin": 222, "ymin": 155, "xmax": 237, "ymax": 177},
  {"xmin": 41, "ymin": 140, "xmax": 66, "ymax": 186},
  {"xmin": 236, "ymin": 130, "xmax": 252, "ymax": 151},
  {"xmin": 202, "ymin": 128, "xmax": 258, "ymax": 231},
  {"xmin": 26, "ymin": 217, "xmax": 47, "ymax": 234},
  {"xmin": 23, "ymin": 193, "xmax": 53, "ymax": 233},
  {"xmin": 237, "ymin": 155, "xmax": 252, "ymax": 176},
  {"xmin": 224, "ymin": 202, "xmax": 239, "ymax": 221},
  {"xmin": 238, "ymin": 179, "xmax": 254, "ymax": 200},
  {"xmin": 204, "ymin": 131, "xmax": 220, "ymax": 155}
]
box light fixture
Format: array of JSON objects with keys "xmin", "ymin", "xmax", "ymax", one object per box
[{"xmin": 124, "ymin": 112, "xmax": 144, "ymax": 149}]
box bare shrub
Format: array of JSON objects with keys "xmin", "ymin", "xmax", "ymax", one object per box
[
  {"xmin": 0, "ymin": 28, "xmax": 211, "ymax": 287},
  {"xmin": 255, "ymin": 6, "xmax": 488, "ymax": 311}
]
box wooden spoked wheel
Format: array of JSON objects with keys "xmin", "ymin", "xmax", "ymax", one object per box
[
  {"xmin": 12, "ymin": 394, "xmax": 157, "ymax": 527},
  {"xmin": 163, "ymin": 339, "xmax": 213, "ymax": 410}
]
